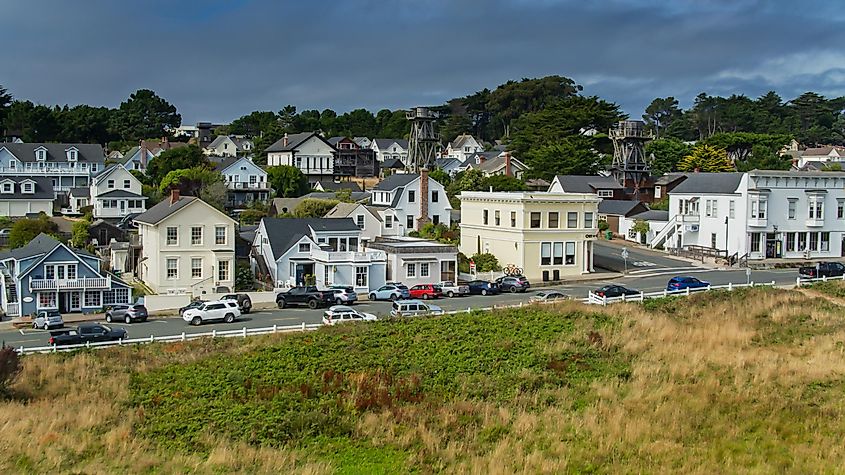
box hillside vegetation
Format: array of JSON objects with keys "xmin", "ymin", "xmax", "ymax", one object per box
[{"xmin": 3, "ymin": 287, "xmax": 845, "ymax": 473}]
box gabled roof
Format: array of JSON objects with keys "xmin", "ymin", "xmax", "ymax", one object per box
[
  {"xmin": 670, "ymin": 173, "xmax": 745, "ymax": 195},
  {"xmin": 260, "ymin": 217, "xmax": 360, "ymax": 259},
  {"xmin": 93, "ymin": 164, "xmax": 129, "ymax": 182},
  {"xmin": 552, "ymin": 175, "xmax": 624, "ymax": 192},
  {"xmin": 213, "ymin": 156, "xmax": 240, "ymax": 172},
  {"xmin": 449, "ymin": 134, "xmax": 479, "ymax": 149},
  {"xmin": 265, "ymin": 132, "xmax": 333, "ymax": 153},
  {"xmin": 803, "ymin": 146, "xmax": 845, "ymax": 157},
  {"xmin": 0, "ymin": 143, "xmax": 105, "ymax": 163},
  {"xmin": 598, "ymin": 200, "xmax": 648, "ymax": 217},
  {"xmin": 207, "ymin": 135, "xmax": 252, "ymax": 151},
  {"xmin": 134, "ymin": 196, "xmax": 198, "ymax": 225},
  {"xmin": 630, "ymin": 210, "xmax": 670, "ymax": 221},
  {"xmin": 382, "ymin": 158, "xmax": 404, "ymax": 169},
  {"xmin": 654, "ymin": 173, "xmax": 688, "ymax": 186},
  {"xmin": 373, "ymin": 173, "xmax": 419, "ymax": 191},
  {"xmin": 0, "ymin": 233, "xmax": 60, "ymax": 261},
  {"xmin": 97, "ymin": 189, "xmax": 145, "ymax": 198},
  {"xmin": 315, "ymin": 181, "xmax": 362, "ymax": 192},
  {"xmin": 478, "ymin": 154, "xmax": 528, "ymax": 174},
  {"xmin": 373, "ymin": 138, "xmax": 409, "ymax": 150},
  {"xmin": 69, "ymin": 187, "xmax": 90, "ymax": 198}
]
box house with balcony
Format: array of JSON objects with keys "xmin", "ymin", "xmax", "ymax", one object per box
[
  {"xmin": 0, "ymin": 177, "xmax": 54, "ymax": 217},
  {"xmin": 81, "ymin": 166, "xmax": 147, "ymax": 219},
  {"xmin": 651, "ymin": 170, "xmax": 845, "ymax": 261},
  {"xmin": 0, "ymin": 142, "xmax": 105, "ymax": 193},
  {"xmin": 371, "ymin": 170, "xmax": 451, "ymax": 234},
  {"xmin": 265, "ymin": 132, "xmax": 336, "ymax": 184},
  {"xmin": 135, "ymin": 192, "xmax": 238, "ymax": 296},
  {"xmin": 214, "ymin": 156, "xmax": 270, "ymax": 209},
  {"xmin": 0, "ymin": 233, "xmax": 132, "ymax": 317},
  {"xmin": 252, "ymin": 217, "xmax": 387, "ymax": 291},
  {"xmin": 327, "ymin": 137, "xmax": 378, "ymax": 177},
  {"xmin": 324, "ymin": 202, "xmax": 402, "ymax": 246}
]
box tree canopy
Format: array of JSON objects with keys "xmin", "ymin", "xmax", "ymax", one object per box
[
  {"xmin": 146, "ymin": 145, "xmax": 209, "ymax": 186},
  {"xmin": 9, "ymin": 215, "xmax": 59, "ymax": 249},
  {"xmin": 677, "ymin": 145, "xmax": 735, "ymax": 172},
  {"xmin": 110, "ymin": 89, "xmax": 181, "ymax": 142},
  {"xmin": 267, "ymin": 165, "xmax": 310, "ymax": 198}
]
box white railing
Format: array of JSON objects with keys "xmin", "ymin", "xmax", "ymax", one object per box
[
  {"xmin": 5, "ymin": 302, "xmax": 19, "ymax": 317},
  {"xmin": 0, "ymin": 167, "xmax": 95, "ymax": 175},
  {"xmin": 16, "ymin": 322, "xmax": 324, "ymax": 355},
  {"xmin": 30, "ymin": 276, "xmax": 111, "ymax": 291},
  {"xmin": 650, "ymin": 215, "xmax": 679, "ymax": 249},
  {"xmin": 229, "ymin": 182, "xmax": 269, "ymax": 190},
  {"xmin": 585, "ymin": 280, "xmax": 776, "ymax": 306},
  {"xmin": 795, "ymin": 274, "xmax": 845, "ymax": 286},
  {"xmin": 309, "ymin": 249, "xmax": 387, "ymax": 263}
]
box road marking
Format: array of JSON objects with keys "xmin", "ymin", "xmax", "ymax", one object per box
[
  {"xmin": 628, "ymin": 266, "xmax": 697, "ymax": 275},
  {"xmin": 621, "ymin": 268, "xmax": 746, "ymax": 279},
  {"xmin": 631, "ymin": 261, "xmax": 657, "ymax": 267}
]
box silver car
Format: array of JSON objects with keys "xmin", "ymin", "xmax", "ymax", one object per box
[{"xmin": 33, "ymin": 310, "xmax": 64, "ymax": 330}]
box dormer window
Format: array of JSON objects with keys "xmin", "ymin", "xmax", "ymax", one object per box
[
  {"xmin": 66, "ymin": 148, "xmax": 78, "ymax": 161},
  {"xmin": 21, "ymin": 181, "xmax": 34, "ymax": 194},
  {"xmin": 0, "ymin": 182, "xmax": 12, "ymax": 194},
  {"xmin": 35, "ymin": 147, "xmax": 47, "ymax": 161}
]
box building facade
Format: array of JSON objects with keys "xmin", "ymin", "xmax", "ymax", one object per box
[
  {"xmin": 370, "ymin": 170, "xmax": 451, "ymax": 233},
  {"xmin": 215, "ymin": 156, "xmax": 270, "ymax": 209},
  {"xmin": 135, "ymin": 193, "xmax": 237, "ymax": 296},
  {"xmin": 265, "ymin": 132, "xmax": 336, "ymax": 183},
  {"xmin": 88, "ymin": 166, "xmax": 147, "ymax": 219},
  {"xmin": 0, "ymin": 234, "xmax": 132, "ymax": 317},
  {"xmin": 0, "ymin": 143, "xmax": 105, "ymax": 193},
  {"xmin": 655, "ymin": 170, "xmax": 845, "ymax": 261},
  {"xmin": 364, "ymin": 237, "xmax": 458, "ymax": 287},
  {"xmin": 459, "ymin": 191, "xmax": 601, "ymax": 282},
  {"xmin": 0, "ymin": 177, "xmax": 54, "ymax": 217}
]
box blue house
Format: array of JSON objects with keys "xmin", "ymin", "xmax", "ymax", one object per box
[{"xmin": 0, "ymin": 234, "xmax": 132, "ymax": 317}]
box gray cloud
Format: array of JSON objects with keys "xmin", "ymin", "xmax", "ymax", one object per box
[{"xmin": 1, "ymin": 0, "xmax": 842, "ymax": 123}]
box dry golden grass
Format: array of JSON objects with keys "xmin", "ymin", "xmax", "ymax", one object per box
[{"xmin": 2, "ymin": 287, "xmax": 845, "ymax": 473}]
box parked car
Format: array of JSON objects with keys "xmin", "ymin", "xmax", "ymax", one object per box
[
  {"xmin": 182, "ymin": 300, "xmax": 241, "ymax": 326},
  {"xmin": 467, "ymin": 280, "xmax": 500, "ymax": 296},
  {"xmin": 329, "ymin": 286, "xmax": 358, "ymax": 305},
  {"xmin": 322, "ymin": 305, "xmax": 377, "ymax": 325},
  {"xmin": 220, "ymin": 293, "xmax": 252, "ymax": 313},
  {"xmin": 179, "ymin": 300, "xmax": 205, "ymax": 316},
  {"xmin": 276, "ymin": 286, "xmax": 334, "ymax": 309},
  {"xmin": 436, "ymin": 281, "xmax": 470, "ymax": 297},
  {"xmin": 32, "ymin": 310, "xmax": 64, "ymax": 330},
  {"xmin": 666, "ymin": 276, "xmax": 711, "ymax": 291},
  {"xmin": 48, "ymin": 324, "xmax": 127, "ymax": 346},
  {"xmin": 0, "ymin": 228, "xmax": 10, "ymax": 237},
  {"xmin": 495, "ymin": 276, "xmax": 531, "ymax": 293},
  {"xmin": 105, "ymin": 304, "xmax": 148, "ymax": 323},
  {"xmin": 592, "ymin": 284, "xmax": 640, "ymax": 298},
  {"xmin": 390, "ymin": 300, "xmax": 444, "ymax": 318},
  {"xmin": 799, "ymin": 262, "xmax": 845, "ymax": 279},
  {"xmin": 529, "ymin": 291, "xmax": 569, "ymax": 303},
  {"xmin": 368, "ymin": 284, "xmax": 411, "ymax": 301},
  {"xmin": 409, "ymin": 284, "xmax": 443, "ymax": 300}
]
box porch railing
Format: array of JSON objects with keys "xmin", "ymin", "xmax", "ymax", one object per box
[
  {"xmin": 30, "ymin": 276, "xmax": 111, "ymax": 292},
  {"xmin": 5, "ymin": 302, "xmax": 19, "ymax": 317}
]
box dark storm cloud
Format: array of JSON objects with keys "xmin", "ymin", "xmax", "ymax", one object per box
[{"xmin": 2, "ymin": 0, "xmax": 843, "ymax": 123}]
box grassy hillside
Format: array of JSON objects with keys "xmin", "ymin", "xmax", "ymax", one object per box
[{"xmin": 4, "ymin": 287, "xmax": 845, "ymax": 473}]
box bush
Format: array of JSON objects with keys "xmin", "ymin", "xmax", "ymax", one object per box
[
  {"xmin": 470, "ymin": 252, "xmax": 501, "ymax": 272},
  {"xmin": 0, "ymin": 347, "xmax": 21, "ymax": 397}
]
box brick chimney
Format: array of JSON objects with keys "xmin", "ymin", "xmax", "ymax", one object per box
[
  {"xmin": 170, "ymin": 189, "xmax": 180, "ymax": 204},
  {"xmin": 416, "ymin": 168, "xmax": 430, "ymax": 231},
  {"xmin": 283, "ymin": 133, "xmax": 289, "ymax": 147},
  {"xmin": 139, "ymin": 140, "xmax": 148, "ymax": 169},
  {"xmin": 504, "ymin": 152, "xmax": 512, "ymax": 176}
]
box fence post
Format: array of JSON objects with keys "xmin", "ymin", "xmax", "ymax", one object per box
[
  {"xmin": 86, "ymin": 341, "xmax": 90, "ymax": 348},
  {"xmin": 602, "ymin": 295, "xmax": 607, "ymax": 306},
  {"xmin": 796, "ymin": 277, "xmax": 801, "ymax": 287},
  {"xmin": 301, "ymin": 321, "xmax": 306, "ymax": 331},
  {"xmin": 639, "ymin": 291, "xmax": 644, "ymax": 301},
  {"xmin": 467, "ymin": 307, "xmax": 471, "ymax": 313},
  {"xmin": 273, "ymin": 324, "xmax": 277, "ymax": 333},
  {"xmin": 19, "ymin": 346, "xmax": 23, "ymax": 354},
  {"xmin": 686, "ymin": 287, "xmax": 691, "ymax": 296},
  {"xmin": 823, "ymin": 275, "xmax": 828, "ymax": 282},
  {"xmin": 181, "ymin": 332, "xmax": 186, "ymax": 342},
  {"xmin": 242, "ymin": 327, "xmax": 248, "ymax": 338},
  {"xmin": 751, "ymin": 281, "xmax": 755, "ymax": 287},
  {"xmin": 663, "ymin": 289, "xmax": 667, "ymax": 297},
  {"xmin": 728, "ymin": 282, "xmax": 732, "ymax": 291},
  {"xmin": 150, "ymin": 334, "xmax": 154, "ymax": 343},
  {"xmin": 52, "ymin": 344, "xmax": 56, "ymax": 353}
]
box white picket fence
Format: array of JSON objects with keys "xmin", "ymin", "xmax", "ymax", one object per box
[
  {"xmin": 795, "ymin": 274, "xmax": 845, "ymax": 286},
  {"xmin": 16, "ymin": 322, "xmax": 323, "ymax": 355},
  {"xmin": 585, "ymin": 280, "xmax": 777, "ymax": 306}
]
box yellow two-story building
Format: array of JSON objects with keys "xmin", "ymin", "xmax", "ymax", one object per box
[{"xmin": 459, "ymin": 191, "xmax": 600, "ymax": 283}]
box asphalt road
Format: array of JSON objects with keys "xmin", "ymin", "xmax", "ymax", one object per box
[
  {"xmin": 4, "ymin": 266, "xmax": 803, "ymax": 349},
  {"xmin": 593, "ymin": 240, "xmax": 695, "ymax": 273}
]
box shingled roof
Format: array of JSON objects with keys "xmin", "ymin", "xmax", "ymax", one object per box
[
  {"xmin": 670, "ymin": 173, "xmax": 745, "ymax": 194},
  {"xmin": 260, "ymin": 217, "xmax": 359, "ymax": 259},
  {"xmin": 0, "ymin": 143, "xmax": 105, "ymax": 163}
]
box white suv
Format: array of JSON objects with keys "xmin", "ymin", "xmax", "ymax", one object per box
[
  {"xmin": 390, "ymin": 300, "xmax": 444, "ymax": 318},
  {"xmin": 322, "ymin": 305, "xmax": 377, "ymax": 325},
  {"xmin": 182, "ymin": 300, "xmax": 241, "ymax": 326}
]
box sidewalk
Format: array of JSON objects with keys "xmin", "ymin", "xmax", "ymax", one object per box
[{"xmin": 598, "ymin": 238, "xmax": 723, "ymax": 269}]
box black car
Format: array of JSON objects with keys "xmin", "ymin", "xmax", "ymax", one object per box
[
  {"xmin": 48, "ymin": 324, "xmax": 128, "ymax": 346},
  {"xmin": 495, "ymin": 276, "xmax": 530, "ymax": 293},
  {"xmin": 220, "ymin": 293, "xmax": 252, "ymax": 313},
  {"xmin": 276, "ymin": 286, "xmax": 335, "ymax": 309},
  {"xmin": 467, "ymin": 280, "xmax": 500, "ymax": 296},
  {"xmin": 592, "ymin": 284, "xmax": 640, "ymax": 298}
]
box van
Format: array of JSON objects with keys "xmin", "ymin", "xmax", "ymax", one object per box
[{"xmin": 390, "ymin": 299, "xmax": 444, "ymax": 318}]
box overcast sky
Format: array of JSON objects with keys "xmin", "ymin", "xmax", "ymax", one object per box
[{"xmin": 2, "ymin": 0, "xmax": 842, "ymax": 124}]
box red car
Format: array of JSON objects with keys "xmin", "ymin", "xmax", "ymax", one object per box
[{"xmin": 409, "ymin": 284, "xmax": 443, "ymax": 300}]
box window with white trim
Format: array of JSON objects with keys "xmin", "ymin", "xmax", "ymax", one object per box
[
  {"xmin": 541, "ymin": 242, "xmax": 551, "ymax": 265},
  {"xmin": 597, "ymin": 190, "xmax": 613, "ymax": 198},
  {"xmin": 407, "ymin": 263, "xmax": 416, "ymax": 278},
  {"xmin": 420, "ymin": 262, "xmax": 429, "ymax": 278},
  {"xmin": 191, "ymin": 258, "xmax": 203, "ymax": 278},
  {"xmin": 218, "ymin": 260, "xmax": 230, "ymax": 281},
  {"xmin": 565, "ymin": 242, "xmax": 576, "ymax": 265},
  {"xmin": 84, "ymin": 290, "xmax": 101, "ymax": 308},
  {"xmin": 553, "ymin": 242, "xmax": 564, "ymax": 265},
  {"xmin": 191, "ymin": 227, "xmax": 203, "ymax": 245},
  {"xmin": 166, "ymin": 258, "xmax": 178, "ymax": 279},
  {"xmin": 38, "ymin": 292, "xmax": 57, "ymax": 308},
  {"xmin": 215, "ymin": 226, "xmax": 226, "ymax": 245},
  {"xmin": 107, "ymin": 179, "xmax": 114, "ymax": 189},
  {"xmin": 166, "ymin": 227, "xmax": 178, "ymax": 245},
  {"xmin": 788, "ymin": 199, "xmax": 797, "ymax": 220},
  {"xmin": 355, "ymin": 266, "xmax": 368, "ymax": 287}
]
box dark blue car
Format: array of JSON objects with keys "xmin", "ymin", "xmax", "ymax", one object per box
[
  {"xmin": 667, "ymin": 276, "xmax": 710, "ymax": 291},
  {"xmin": 467, "ymin": 280, "xmax": 500, "ymax": 296}
]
